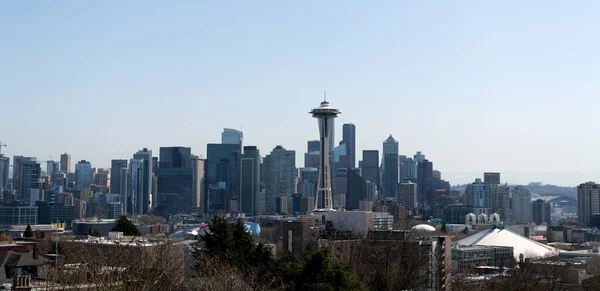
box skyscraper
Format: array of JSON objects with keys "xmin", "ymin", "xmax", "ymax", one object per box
[
  {"xmin": 342, "ymin": 123, "xmax": 356, "ymax": 168},
  {"xmin": 310, "ymin": 101, "xmax": 340, "ymax": 211},
  {"xmin": 0, "ymin": 155, "xmax": 9, "ymax": 192},
  {"xmin": 46, "ymin": 161, "xmax": 60, "ymax": 177},
  {"xmin": 399, "ymin": 157, "xmax": 416, "ymax": 182},
  {"xmin": 489, "ymin": 184, "xmax": 510, "ymax": 219},
  {"xmin": 346, "ymin": 168, "xmax": 366, "ymax": 211},
  {"xmin": 110, "ymin": 160, "xmax": 128, "ymax": 195},
  {"xmin": 511, "ymin": 186, "xmax": 532, "ymax": 224},
  {"xmin": 417, "ymin": 159, "xmax": 433, "ymax": 213},
  {"xmin": 465, "ymin": 178, "xmax": 490, "ymax": 216},
  {"xmin": 206, "ymin": 143, "xmax": 241, "ymax": 214},
  {"xmin": 240, "ymin": 146, "xmax": 260, "ymax": 215},
  {"xmin": 128, "ymin": 158, "xmax": 144, "ymax": 214},
  {"xmin": 60, "ymin": 153, "xmax": 71, "ymax": 173},
  {"xmin": 156, "ymin": 147, "xmax": 195, "ymax": 216},
  {"xmin": 361, "ymin": 150, "xmax": 380, "ymax": 191},
  {"xmin": 532, "ymin": 199, "xmax": 551, "ymax": 225},
  {"xmin": 577, "ymin": 182, "xmax": 600, "ymax": 227},
  {"xmin": 133, "ymin": 148, "xmax": 153, "ymax": 214},
  {"xmin": 221, "ymin": 128, "xmax": 243, "ymax": 145},
  {"xmin": 264, "ymin": 146, "xmax": 296, "ymax": 214},
  {"xmin": 299, "ymin": 167, "xmax": 318, "ymax": 198},
  {"xmin": 398, "ymin": 182, "xmax": 418, "ymax": 212},
  {"xmin": 382, "ymin": 135, "xmax": 399, "ymax": 198},
  {"xmin": 307, "ymin": 140, "xmax": 320, "ymax": 152},
  {"xmin": 191, "ymin": 155, "xmax": 205, "ymax": 214},
  {"xmin": 75, "ymin": 160, "xmax": 93, "ymax": 190},
  {"xmin": 484, "ymin": 172, "xmax": 501, "ymax": 185},
  {"xmin": 13, "ymin": 157, "xmax": 40, "ymax": 205}
]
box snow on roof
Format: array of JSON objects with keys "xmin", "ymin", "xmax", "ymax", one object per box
[{"xmin": 457, "ymin": 228, "xmax": 559, "ymax": 259}]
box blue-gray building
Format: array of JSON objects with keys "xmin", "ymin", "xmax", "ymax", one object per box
[{"xmin": 206, "ymin": 143, "xmax": 241, "ymax": 214}]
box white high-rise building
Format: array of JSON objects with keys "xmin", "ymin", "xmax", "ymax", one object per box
[{"xmin": 511, "ymin": 186, "xmax": 532, "ymax": 224}]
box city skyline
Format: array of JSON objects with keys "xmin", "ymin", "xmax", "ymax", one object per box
[{"xmin": 3, "ymin": 2, "xmax": 600, "ymax": 186}]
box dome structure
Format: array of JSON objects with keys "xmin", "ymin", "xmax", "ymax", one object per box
[{"xmin": 412, "ymin": 224, "xmax": 436, "ymax": 232}]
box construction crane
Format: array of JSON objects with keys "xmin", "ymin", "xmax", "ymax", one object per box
[{"xmin": 0, "ymin": 141, "xmax": 6, "ymax": 155}]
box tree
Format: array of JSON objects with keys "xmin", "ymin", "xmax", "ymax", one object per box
[
  {"xmin": 87, "ymin": 228, "xmax": 100, "ymax": 237},
  {"xmin": 441, "ymin": 222, "xmax": 447, "ymax": 233},
  {"xmin": 23, "ymin": 225, "xmax": 33, "ymax": 238},
  {"xmin": 112, "ymin": 215, "xmax": 141, "ymax": 236},
  {"xmin": 47, "ymin": 241, "xmax": 63, "ymax": 255},
  {"xmin": 282, "ymin": 248, "xmax": 363, "ymax": 291}
]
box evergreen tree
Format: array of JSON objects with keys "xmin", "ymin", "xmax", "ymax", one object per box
[
  {"xmin": 441, "ymin": 222, "xmax": 447, "ymax": 233},
  {"xmin": 200, "ymin": 215, "xmax": 233, "ymax": 260},
  {"xmin": 23, "ymin": 225, "xmax": 33, "ymax": 238},
  {"xmin": 112, "ymin": 216, "xmax": 141, "ymax": 236}
]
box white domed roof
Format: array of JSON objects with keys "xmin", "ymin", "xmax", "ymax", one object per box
[{"xmin": 412, "ymin": 224, "xmax": 436, "ymax": 232}]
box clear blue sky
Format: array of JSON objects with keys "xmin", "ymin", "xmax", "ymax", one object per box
[{"xmin": 2, "ymin": 1, "xmax": 599, "ymax": 186}]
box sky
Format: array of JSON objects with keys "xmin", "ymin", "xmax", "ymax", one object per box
[{"xmin": 1, "ymin": 1, "xmax": 600, "ymax": 186}]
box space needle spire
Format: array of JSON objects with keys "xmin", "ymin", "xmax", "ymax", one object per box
[{"xmin": 310, "ymin": 99, "xmax": 341, "ymax": 211}]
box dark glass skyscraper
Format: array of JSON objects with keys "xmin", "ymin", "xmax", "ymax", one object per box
[
  {"xmin": 342, "ymin": 123, "xmax": 356, "ymax": 168},
  {"xmin": 156, "ymin": 147, "xmax": 195, "ymax": 216},
  {"xmin": 417, "ymin": 159, "xmax": 433, "ymax": 214},
  {"xmin": 133, "ymin": 148, "xmax": 153, "ymax": 214},
  {"xmin": 240, "ymin": 146, "xmax": 260, "ymax": 215},
  {"xmin": 206, "ymin": 143, "xmax": 241, "ymax": 214},
  {"xmin": 346, "ymin": 168, "xmax": 366, "ymax": 210},
  {"xmin": 382, "ymin": 135, "xmax": 399, "ymax": 198},
  {"xmin": 361, "ymin": 150, "xmax": 380, "ymax": 192}
]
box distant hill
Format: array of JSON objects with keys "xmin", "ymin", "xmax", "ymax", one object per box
[{"xmin": 450, "ymin": 182, "xmax": 576, "ymax": 199}]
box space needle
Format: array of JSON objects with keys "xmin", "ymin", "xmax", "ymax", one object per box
[{"xmin": 310, "ymin": 97, "xmax": 341, "ymax": 212}]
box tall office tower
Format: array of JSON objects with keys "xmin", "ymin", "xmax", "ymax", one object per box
[
  {"xmin": 414, "ymin": 151, "xmax": 425, "ymax": 163},
  {"xmin": 133, "ymin": 148, "xmax": 153, "ymax": 214},
  {"xmin": 60, "ymin": 153, "xmax": 71, "ymax": 173},
  {"xmin": 240, "ymin": 146, "xmax": 260, "ymax": 215},
  {"xmin": 361, "ymin": 150, "xmax": 380, "ymax": 191},
  {"xmin": 110, "ymin": 160, "xmax": 128, "ymax": 195},
  {"xmin": 484, "ymin": 172, "xmax": 501, "ymax": 185},
  {"xmin": 417, "ymin": 159, "xmax": 433, "ymax": 213},
  {"xmin": 399, "ymin": 157, "xmax": 416, "ymax": 182},
  {"xmin": 93, "ymin": 168, "xmax": 110, "ymax": 187},
  {"xmin": 75, "ymin": 160, "xmax": 93, "ymax": 190},
  {"xmin": 304, "ymin": 152, "xmax": 320, "ymax": 168},
  {"xmin": 206, "ymin": 143, "xmax": 241, "ymax": 214},
  {"xmin": 382, "ymin": 135, "xmax": 399, "ymax": 198},
  {"xmin": 191, "ymin": 155, "xmax": 205, "ymax": 213},
  {"xmin": 299, "ymin": 168, "xmax": 318, "ymax": 198},
  {"xmin": 221, "ymin": 128, "xmax": 243, "ymax": 145},
  {"xmin": 128, "ymin": 159, "xmax": 144, "ymax": 214},
  {"xmin": 0, "ymin": 155, "xmax": 8, "ymax": 192},
  {"xmin": 264, "ymin": 146, "xmax": 296, "ymax": 214},
  {"xmin": 13, "ymin": 157, "xmax": 41, "ymax": 205},
  {"xmin": 465, "ymin": 178, "xmax": 490, "ymax": 215},
  {"xmin": 46, "ymin": 161, "xmax": 60, "ymax": 177},
  {"xmin": 532, "ymin": 199, "xmax": 551, "ymax": 225},
  {"xmin": 152, "ymin": 157, "xmax": 159, "ymax": 175},
  {"xmin": 346, "ymin": 168, "xmax": 366, "ymax": 211},
  {"xmin": 398, "ymin": 182, "xmax": 418, "ymax": 213},
  {"xmin": 432, "ymin": 170, "xmax": 441, "ymax": 180},
  {"xmin": 307, "ymin": 140, "xmax": 320, "ymax": 152},
  {"xmin": 310, "ymin": 101, "xmax": 340, "ymax": 211},
  {"xmin": 156, "ymin": 147, "xmax": 195, "ymax": 216},
  {"xmin": 577, "ymin": 182, "xmax": 600, "ymax": 227},
  {"xmin": 333, "ymin": 143, "xmax": 349, "ymax": 169},
  {"xmin": 489, "ymin": 184, "xmax": 510, "ymax": 219},
  {"xmin": 342, "ymin": 123, "xmax": 356, "ymax": 168},
  {"xmin": 511, "ymin": 186, "xmax": 532, "ymax": 224}
]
